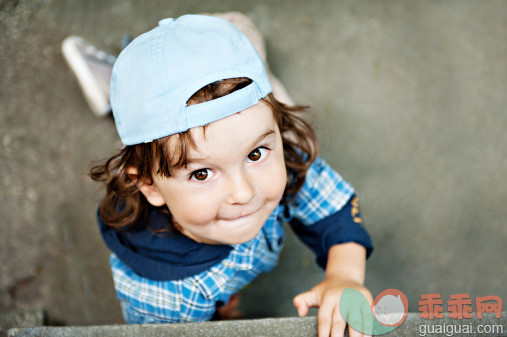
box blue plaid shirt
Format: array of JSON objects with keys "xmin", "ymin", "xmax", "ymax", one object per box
[{"xmin": 105, "ymin": 157, "xmax": 372, "ymax": 323}]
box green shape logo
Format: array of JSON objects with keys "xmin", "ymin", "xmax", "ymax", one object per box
[{"xmin": 339, "ymin": 288, "xmax": 409, "ymax": 335}]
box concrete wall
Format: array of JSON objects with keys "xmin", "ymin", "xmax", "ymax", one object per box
[{"xmin": 1, "ymin": 0, "xmax": 505, "ymax": 327}]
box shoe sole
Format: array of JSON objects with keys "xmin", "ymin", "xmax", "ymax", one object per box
[{"xmin": 61, "ymin": 36, "xmax": 112, "ymax": 117}]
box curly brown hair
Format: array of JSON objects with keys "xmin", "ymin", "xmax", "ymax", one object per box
[{"xmin": 90, "ymin": 77, "xmax": 318, "ymax": 230}]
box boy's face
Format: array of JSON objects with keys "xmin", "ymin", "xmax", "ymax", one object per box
[{"xmin": 148, "ymin": 100, "xmax": 287, "ymax": 245}]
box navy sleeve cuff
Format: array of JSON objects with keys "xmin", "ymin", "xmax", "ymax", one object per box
[{"xmin": 289, "ymin": 195, "xmax": 373, "ymax": 269}]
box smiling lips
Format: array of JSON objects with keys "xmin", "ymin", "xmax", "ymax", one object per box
[
  {"xmin": 223, "ymin": 213, "xmax": 253, "ymax": 221},
  {"xmin": 221, "ymin": 207, "xmax": 261, "ymax": 221}
]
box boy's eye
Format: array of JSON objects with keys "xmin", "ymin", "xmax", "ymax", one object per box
[
  {"xmin": 247, "ymin": 147, "xmax": 267, "ymax": 162},
  {"xmin": 191, "ymin": 169, "xmax": 213, "ymax": 181}
]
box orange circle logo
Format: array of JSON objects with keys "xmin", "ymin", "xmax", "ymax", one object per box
[{"xmin": 371, "ymin": 289, "xmax": 409, "ymax": 327}]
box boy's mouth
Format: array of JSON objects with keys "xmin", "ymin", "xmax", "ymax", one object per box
[
  {"xmin": 228, "ymin": 212, "xmax": 253, "ymax": 221},
  {"xmin": 220, "ymin": 206, "xmax": 262, "ymax": 221}
]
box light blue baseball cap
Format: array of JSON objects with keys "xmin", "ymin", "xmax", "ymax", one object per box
[{"xmin": 110, "ymin": 14, "xmax": 273, "ymax": 145}]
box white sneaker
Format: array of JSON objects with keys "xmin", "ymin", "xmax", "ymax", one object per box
[{"xmin": 61, "ymin": 36, "xmax": 115, "ymax": 117}]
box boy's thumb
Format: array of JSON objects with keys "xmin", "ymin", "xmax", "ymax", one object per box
[{"xmin": 293, "ymin": 291, "xmax": 319, "ymax": 317}]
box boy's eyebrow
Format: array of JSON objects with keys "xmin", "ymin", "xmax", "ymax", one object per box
[
  {"xmin": 251, "ymin": 129, "xmax": 276, "ymax": 147},
  {"xmin": 185, "ymin": 129, "xmax": 276, "ymax": 165}
]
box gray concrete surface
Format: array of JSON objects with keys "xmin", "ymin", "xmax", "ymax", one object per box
[
  {"xmin": 7, "ymin": 313, "xmax": 507, "ymax": 337},
  {"xmin": 0, "ymin": 310, "xmax": 44, "ymax": 337},
  {"xmin": 1, "ymin": 0, "xmax": 506, "ymax": 330}
]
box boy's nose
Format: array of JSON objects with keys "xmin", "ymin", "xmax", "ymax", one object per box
[{"xmin": 225, "ymin": 171, "xmax": 255, "ymax": 205}]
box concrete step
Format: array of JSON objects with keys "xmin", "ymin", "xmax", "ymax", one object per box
[
  {"xmin": 0, "ymin": 310, "xmax": 44, "ymax": 337},
  {"xmin": 8, "ymin": 312, "xmax": 506, "ymax": 337}
]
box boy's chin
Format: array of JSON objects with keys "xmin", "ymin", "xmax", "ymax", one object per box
[
  {"xmin": 182, "ymin": 227, "xmax": 261, "ymax": 246},
  {"xmin": 227, "ymin": 232, "xmax": 260, "ymax": 245},
  {"xmin": 222, "ymin": 224, "xmax": 265, "ymax": 245}
]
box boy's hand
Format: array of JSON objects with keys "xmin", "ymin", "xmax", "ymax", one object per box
[
  {"xmin": 293, "ymin": 277, "xmax": 372, "ymax": 337},
  {"xmin": 293, "ymin": 242, "xmax": 371, "ymax": 337},
  {"xmin": 217, "ymin": 294, "xmax": 243, "ymax": 320}
]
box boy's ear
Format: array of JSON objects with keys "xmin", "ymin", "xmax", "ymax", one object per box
[{"xmin": 126, "ymin": 167, "xmax": 166, "ymax": 207}]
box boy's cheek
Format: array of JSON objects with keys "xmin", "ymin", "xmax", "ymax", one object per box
[
  {"xmin": 166, "ymin": 194, "xmax": 219, "ymax": 224},
  {"xmin": 259, "ymin": 163, "xmax": 287, "ymax": 202}
]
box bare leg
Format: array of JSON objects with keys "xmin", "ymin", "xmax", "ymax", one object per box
[{"xmin": 212, "ymin": 12, "xmax": 295, "ymax": 106}]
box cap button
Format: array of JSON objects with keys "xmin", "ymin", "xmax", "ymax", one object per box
[{"xmin": 158, "ymin": 18, "xmax": 174, "ymax": 26}]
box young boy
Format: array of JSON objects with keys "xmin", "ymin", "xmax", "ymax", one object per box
[{"xmin": 82, "ymin": 13, "xmax": 373, "ymax": 337}]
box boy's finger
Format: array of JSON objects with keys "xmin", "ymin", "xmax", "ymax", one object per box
[
  {"xmin": 330, "ymin": 310, "xmax": 346, "ymax": 337},
  {"xmin": 293, "ymin": 291, "xmax": 319, "ymax": 317},
  {"xmin": 361, "ymin": 300, "xmax": 373, "ymax": 337},
  {"xmin": 331, "ymin": 323, "xmax": 346, "ymax": 337},
  {"xmin": 347, "ymin": 324, "xmax": 363, "ymax": 337},
  {"xmin": 317, "ymin": 300, "xmax": 335, "ymax": 337}
]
